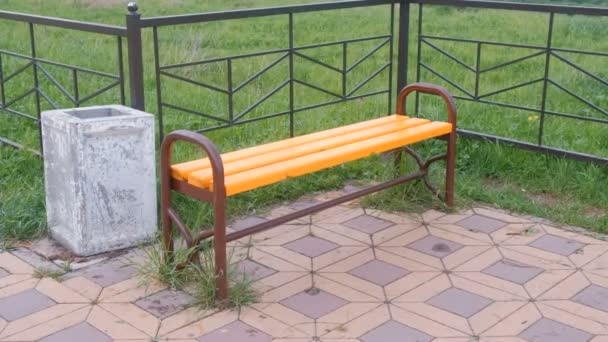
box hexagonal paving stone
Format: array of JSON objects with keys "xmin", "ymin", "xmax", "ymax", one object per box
[
  {"xmin": 482, "ymin": 259, "xmax": 544, "ymax": 284},
  {"xmin": 231, "ymin": 216, "xmax": 268, "ymax": 231},
  {"xmin": 135, "ymin": 289, "xmax": 194, "ymax": 319},
  {"xmin": 572, "ymin": 284, "xmax": 608, "ymax": 312},
  {"xmin": 0, "ymin": 267, "xmax": 8, "ymax": 278},
  {"xmin": 38, "ymin": 322, "xmax": 112, "ymax": 342},
  {"xmin": 280, "ymin": 288, "xmax": 348, "ymax": 319},
  {"xmin": 197, "ymin": 320, "xmax": 272, "ymax": 342},
  {"xmin": 235, "ymin": 259, "xmax": 276, "ymax": 281},
  {"xmin": 348, "ymin": 260, "xmax": 409, "ymax": 286},
  {"xmin": 519, "ymin": 318, "xmax": 593, "ymax": 342},
  {"xmin": 426, "ymin": 288, "xmax": 492, "ymax": 318},
  {"xmin": 360, "ymin": 320, "xmax": 433, "ymax": 342},
  {"xmin": 288, "ymin": 198, "xmax": 321, "ymax": 211},
  {"xmin": 283, "ymin": 236, "xmax": 338, "ymax": 258},
  {"xmin": 342, "ymin": 215, "xmax": 394, "ymax": 234},
  {"xmin": 528, "ymin": 235, "xmax": 584, "ymax": 256},
  {"xmin": 69, "ymin": 259, "xmax": 138, "ymax": 287},
  {"xmin": 407, "ymin": 235, "xmax": 464, "ymax": 258},
  {"xmin": 0, "ymin": 289, "xmax": 56, "ymax": 321},
  {"xmin": 456, "ymin": 215, "xmax": 506, "ymax": 233}
]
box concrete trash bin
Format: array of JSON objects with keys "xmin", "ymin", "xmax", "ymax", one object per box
[{"xmin": 41, "ymin": 105, "xmax": 157, "ymax": 256}]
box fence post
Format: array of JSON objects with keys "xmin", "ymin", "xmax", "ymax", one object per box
[
  {"xmin": 538, "ymin": 12, "xmax": 554, "ymax": 146},
  {"xmin": 288, "ymin": 13, "xmax": 295, "ymax": 137},
  {"xmin": 396, "ymin": 0, "xmax": 410, "ymax": 93},
  {"xmin": 126, "ymin": 2, "xmax": 145, "ymax": 111},
  {"xmin": 28, "ymin": 23, "xmax": 44, "ymax": 153}
]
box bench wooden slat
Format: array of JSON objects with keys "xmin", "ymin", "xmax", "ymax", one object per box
[
  {"xmin": 187, "ymin": 117, "xmax": 432, "ymax": 188},
  {"xmin": 171, "ymin": 114, "xmax": 409, "ymax": 180},
  {"xmin": 188, "ymin": 121, "xmax": 452, "ymax": 195}
]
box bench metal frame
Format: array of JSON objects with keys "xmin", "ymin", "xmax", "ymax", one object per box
[{"xmin": 160, "ymin": 82, "xmax": 457, "ymax": 301}]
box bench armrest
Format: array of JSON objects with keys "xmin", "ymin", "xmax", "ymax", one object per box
[
  {"xmin": 396, "ymin": 83, "xmax": 457, "ymax": 128},
  {"xmin": 160, "ymin": 130, "xmax": 226, "ymax": 197}
]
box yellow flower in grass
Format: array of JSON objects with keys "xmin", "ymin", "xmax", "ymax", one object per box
[{"xmin": 528, "ymin": 115, "xmax": 539, "ymax": 122}]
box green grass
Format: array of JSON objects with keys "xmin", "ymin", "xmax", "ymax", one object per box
[
  {"xmin": 0, "ymin": 0, "xmax": 606, "ymax": 241},
  {"xmin": 32, "ymin": 267, "xmax": 65, "ymax": 280},
  {"xmin": 137, "ymin": 240, "xmax": 256, "ymax": 310},
  {"xmin": 190, "ymin": 243, "xmax": 257, "ymax": 310},
  {"xmin": 0, "ymin": 147, "xmax": 46, "ymax": 241},
  {"xmin": 137, "ymin": 241, "xmax": 197, "ymax": 291}
]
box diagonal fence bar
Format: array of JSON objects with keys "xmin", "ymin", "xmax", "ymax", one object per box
[
  {"xmin": 0, "ymin": 9, "xmax": 128, "ymax": 155},
  {"xmin": 150, "ymin": 2, "xmax": 396, "ymax": 139},
  {"xmin": 412, "ymin": 0, "xmax": 607, "ymax": 165},
  {"xmin": 1, "ymin": 0, "xmax": 606, "ymax": 166}
]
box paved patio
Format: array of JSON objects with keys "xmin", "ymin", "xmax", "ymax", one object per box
[{"xmin": 0, "ymin": 192, "xmax": 607, "ymax": 341}]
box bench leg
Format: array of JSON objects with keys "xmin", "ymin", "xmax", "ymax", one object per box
[
  {"xmin": 445, "ymin": 131, "xmax": 457, "ymax": 208},
  {"xmin": 161, "ymin": 213, "xmax": 174, "ymax": 262},
  {"xmin": 397, "ymin": 83, "xmax": 457, "ymax": 208},
  {"xmin": 161, "ymin": 166, "xmax": 175, "ymax": 264},
  {"xmin": 160, "ymin": 130, "xmax": 228, "ymax": 302},
  {"xmin": 392, "ymin": 149, "xmax": 403, "ymax": 177},
  {"xmin": 214, "ymin": 197, "xmax": 228, "ymax": 301}
]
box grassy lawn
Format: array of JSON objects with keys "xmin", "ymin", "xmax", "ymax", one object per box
[{"xmin": 0, "ymin": 0, "xmax": 606, "ymax": 242}]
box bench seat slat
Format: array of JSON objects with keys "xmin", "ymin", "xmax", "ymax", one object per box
[
  {"xmin": 187, "ymin": 121, "xmax": 452, "ymax": 195},
  {"xmin": 171, "ymin": 114, "xmax": 409, "ymax": 180},
  {"xmin": 187, "ymin": 117, "xmax": 432, "ymax": 188}
]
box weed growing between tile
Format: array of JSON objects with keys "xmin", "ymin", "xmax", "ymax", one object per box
[
  {"xmin": 32, "ymin": 267, "xmax": 65, "ymax": 281},
  {"xmin": 137, "ymin": 239, "xmax": 256, "ymax": 310}
]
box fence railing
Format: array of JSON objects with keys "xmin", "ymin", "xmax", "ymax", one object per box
[
  {"xmin": 409, "ymin": 0, "xmax": 608, "ymax": 164},
  {"xmin": 0, "ymin": 0, "xmax": 606, "ymax": 165},
  {"xmin": 139, "ymin": 0, "xmax": 396, "ymax": 139},
  {"xmin": 0, "ymin": 10, "xmax": 128, "ymax": 154}
]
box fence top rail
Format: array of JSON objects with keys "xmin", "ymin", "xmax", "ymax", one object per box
[
  {"xmin": 0, "ymin": 10, "xmax": 127, "ymax": 36},
  {"xmin": 139, "ymin": 0, "xmax": 394, "ymax": 27},
  {"xmin": 412, "ymin": 0, "xmax": 608, "ymax": 16}
]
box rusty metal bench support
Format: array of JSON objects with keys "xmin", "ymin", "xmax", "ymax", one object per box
[{"xmin": 160, "ymin": 82, "xmax": 457, "ymax": 301}]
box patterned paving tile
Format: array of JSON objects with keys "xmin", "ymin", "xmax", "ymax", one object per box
[
  {"xmin": 86, "ymin": 305, "xmax": 150, "ymax": 339},
  {"xmin": 482, "ymin": 259, "xmax": 544, "ymax": 284},
  {"xmin": 231, "ymin": 216, "xmax": 268, "ymax": 231},
  {"xmin": 235, "ymin": 259, "xmax": 276, "ymax": 281},
  {"xmin": 38, "ymin": 322, "xmax": 112, "ymax": 342},
  {"xmin": 280, "ymin": 288, "xmax": 348, "ymax": 319},
  {"xmin": 69, "ymin": 259, "xmax": 138, "ymax": 287},
  {"xmin": 360, "ymin": 320, "xmax": 433, "ymax": 342},
  {"xmin": 342, "ymin": 215, "xmax": 394, "ymax": 234},
  {"xmin": 426, "ymin": 288, "xmax": 492, "ymax": 318},
  {"xmin": 288, "ymin": 198, "xmax": 321, "ymax": 211},
  {"xmin": 572, "ymin": 285, "xmax": 608, "ymax": 312},
  {"xmin": 197, "ymin": 320, "xmax": 272, "ymax": 342},
  {"xmin": 348, "ymin": 260, "xmax": 409, "ymax": 286},
  {"xmin": 0, "ymin": 289, "xmax": 56, "ymax": 321},
  {"xmin": 519, "ymin": 318, "xmax": 593, "ymax": 342},
  {"xmin": 1, "ymin": 200, "xmax": 606, "ymax": 342},
  {"xmin": 283, "ymin": 236, "xmax": 338, "ymax": 257},
  {"xmin": 456, "ymin": 214, "xmax": 507, "ymax": 233},
  {"xmin": 134, "ymin": 289, "xmax": 194, "ymax": 319},
  {"xmin": 407, "ymin": 235, "xmax": 464, "ymax": 258},
  {"xmin": 528, "ymin": 235, "xmax": 585, "ymax": 256}
]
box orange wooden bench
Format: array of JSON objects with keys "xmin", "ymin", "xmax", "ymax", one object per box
[{"xmin": 160, "ymin": 83, "xmax": 457, "ymax": 300}]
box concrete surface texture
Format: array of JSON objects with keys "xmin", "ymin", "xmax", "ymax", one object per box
[{"xmin": 41, "ymin": 105, "xmax": 157, "ymax": 256}]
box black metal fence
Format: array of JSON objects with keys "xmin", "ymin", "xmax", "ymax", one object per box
[
  {"xmin": 140, "ymin": 0, "xmax": 396, "ymax": 140},
  {"xmin": 0, "ymin": 0, "xmax": 606, "ymax": 165},
  {"xmin": 408, "ymin": 0, "xmax": 608, "ymax": 164},
  {"xmin": 0, "ymin": 10, "xmax": 128, "ymax": 154}
]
